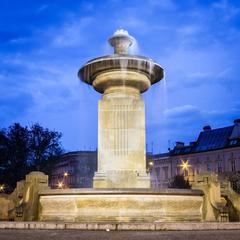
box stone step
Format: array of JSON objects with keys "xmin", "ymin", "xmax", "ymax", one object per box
[{"xmin": 0, "ymin": 222, "xmax": 240, "ymax": 231}]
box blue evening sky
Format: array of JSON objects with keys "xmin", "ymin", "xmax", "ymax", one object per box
[{"xmin": 1, "ymin": 0, "xmax": 240, "ymax": 153}]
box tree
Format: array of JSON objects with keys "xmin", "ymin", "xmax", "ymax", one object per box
[
  {"xmin": 0, "ymin": 129, "xmax": 8, "ymax": 168},
  {"xmin": 229, "ymin": 172, "xmax": 240, "ymax": 194},
  {"xmin": 0, "ymin": 129, "xmax": 9, "ymax": 183},
  {"xmin": 0, "ymin": 123, "xmax": 30, "ymax": 193},
  {"xmin": 28, "ymin": 123, "xmax": 63, "ymax": 174},
  {"xmin": 0, "ymin": 123, "xmax": 63, "ymax": 193},
  {"xmin": 169, "ymin": 174, "xmax": 191, "ymax": 189}
]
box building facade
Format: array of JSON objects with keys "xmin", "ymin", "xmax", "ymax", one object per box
[
  {"xmin": 50, "ymin": 150, "xmax": 97, "ymax": 188},
  {"xmin": 50, "ymin": 120, "xmax": 240, "ymax": 189},
  {"xmin": 150, "ymin": 119, "xmax": 240, "ymax": 188}
]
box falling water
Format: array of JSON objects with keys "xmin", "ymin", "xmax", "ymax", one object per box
[
  {"xmin": 113, "ymin": 29, "xmax": 139, "ymax": 55},
  {"xmin": 162, "ymin": 70, "xmax": 168, "ymax": 110},
  {"xmin": 129, "ymin": 37, "xmax": 139, "ymax": 55},
  {"xmin": 159, "ymin": 69, "xmax": 168, "ymax": 153}
]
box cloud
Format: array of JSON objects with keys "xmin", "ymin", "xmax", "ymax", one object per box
[
  {"xmin": 37, "ymin": 4, "xmax": 49, "ymax": 13},
  {"xmin": 176, "ymin": 24, "xmax": 203, "ymax": 36},
  {"xmin": 163, "ymin": 105, "xmax": 200, "ymax": 119},
  {"xmin": 212, "ymin": 0, "xmax": 240, "ymax": 20},
  {"xmin": 0, "ymin": 92, "xmax": 34, "ymax": 125},
  {"xmin": 147, "ymin": 0, "xmax": 177, "ymax": 10},
  {"xmin": 51, "ymin": 17, "xmax": 93, "ymax": 48},
  {"xmin": 1, "ymin": 0, "xmax": 240, "ymax": 153},
  {"xmin": 187, "ymin": 71, "xmax": 213, "ymax": 79}
]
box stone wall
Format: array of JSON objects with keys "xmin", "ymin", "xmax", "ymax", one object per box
[
  {"xmin": 38, "ymin": 189, "xmax": 203, "ymax": 222},
  {"xmin": 0, "ymin": 171, "xmax": 239, "ymax": 222},
  {"xmin": 0, "ymin": 172, "xmax": 49, "ymax": 221}
]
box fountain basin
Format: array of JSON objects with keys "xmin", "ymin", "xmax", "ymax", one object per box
[
  {"xmin": 38, "ymin": 188, "xmax": 204, "ymax": 222},
  {"xmin": 78, "ymin": 55, "xmax": 164, "ymax": 93}
]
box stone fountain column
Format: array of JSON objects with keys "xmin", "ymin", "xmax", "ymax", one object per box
[
  {"xmin": 78, "ymin": 30, "xmax": 164, "ymax": 188},
  {"xmin": 94, "ymin": 75, "xmax": 150, "ymax": 188}
]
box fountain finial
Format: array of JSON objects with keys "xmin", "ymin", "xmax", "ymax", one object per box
[{"xmin": 108, "ymin": 29, "xmax": 134, "ymax": 54}]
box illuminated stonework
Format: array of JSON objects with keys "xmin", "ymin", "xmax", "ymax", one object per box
[{"xmin": 78, "ymin": 30, "xmax": 163, "ymax": 188}]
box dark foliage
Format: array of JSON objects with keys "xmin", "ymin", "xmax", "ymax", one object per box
[
  {"xmin": 0, "ymin": 123, "xmax": 63, "ymax": 193},
  {"xmin": 229, "ymin": 172, "xmax": 240, "ymax": 194},
  {"xmin": 169, "ymin": 174, "xmax": 191, "ymax": 189}
]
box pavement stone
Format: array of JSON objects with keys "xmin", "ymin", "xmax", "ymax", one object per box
[{"xmin": 0, "ymin": 229, "xmax": 240, "ymax": 240}]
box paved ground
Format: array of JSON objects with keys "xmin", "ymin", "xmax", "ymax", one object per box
[{"xmin": 0, "ymin": 229, "xmax": 240, "ymax": 240}]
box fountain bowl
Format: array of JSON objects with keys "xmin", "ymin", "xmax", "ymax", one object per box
[{"xmin": 78, "ymin": 55, "xmax": 164, "ymax": 93}]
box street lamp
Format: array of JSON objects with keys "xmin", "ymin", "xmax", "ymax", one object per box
[
  {"xmin": 63, "ymin": 171, "xmax": 70, "ymax": 188},
  {"xmin": 149, "ymin": 161, "xmax": 154, "ymax": 167},
  {"xmin": 147, "ymin": 161, "xmax": 154, "ymax": 174},
  {"xmin": 57, "ymin": 181, "xmax": 64, "ymax": 189},
  {"xmin": 0, "ymin": 184, "xmax": 4, "ymax": 192},
  {"xmin": 180, "ymin": 160, "xmax": 190, "ymax": 177},
  {"xmin": 180, "ymin": 160, "xmax": 190, "ymax": 170}
]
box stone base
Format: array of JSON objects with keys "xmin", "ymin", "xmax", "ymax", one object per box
[
  {"xmin": 38, "ymin": 189, "xmax": 204, "ymax": 222},
  {"xmin": 93, "ymin": 171, "xmax": 150, "ymax": 188},
  {"xmin": 97, "ymin": 93, "xmax": 149, "ymax": 189}
]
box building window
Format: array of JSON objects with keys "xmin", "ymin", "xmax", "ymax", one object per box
[
  {"xmin": 155, "ymin": 167, "xmax": 160, "ymax": 179},
  {"xmin": 163, "ymin": 167, "xmax": 169, "ymax": 180},
  {"xmin": 207, "ymin": 163, "xmax": 211, "ymax": 172},
  {"xmin": 175, "ymin": 149, "xmax": 181, "ymax": 154},
  {"xmin": 231, "ymin": 160, "xmax": 236, "ymax": 172},
  {"xmin": 230, "ymin": 139, "xmax": 238, "ymax": 145},
  {"xmin": 218, "ymin": 160, "xmax": 222, "ymax": 173}
]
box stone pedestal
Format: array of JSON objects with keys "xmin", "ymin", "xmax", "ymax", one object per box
[
  {"xmin": 93, "ymin": 72, "xmax": 151, "ymax": 188},
  {"xmin": 94, "ymin": 95, "xmax": 150, "ymax": 188}
]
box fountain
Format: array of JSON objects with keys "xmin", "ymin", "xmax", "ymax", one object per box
[
  {"xmin": 78, "ymin": 29, "xmax": 163, "ymax": 188},
  {"xmin": 38, "ymin": 30, "xmax": 204, "ymax": 222}
]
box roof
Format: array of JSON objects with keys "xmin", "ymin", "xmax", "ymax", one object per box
[
  {"xmin": 151, "ymin": 152, "xmax": 170, "ymax": 158},
  {"xmin": 169, "ymin": 123, "xmax": 240, "ymax": 156},
  {"xmin": 195, "ymin": 126, "xmax": 234, "ymax": 152},
  {"xmin": 55, "ymin": 150, "xmax": 97, "ymax": 167},
  {"xmin": 61, "ymin": 150, "xmax": 97, "ymax": 157}
]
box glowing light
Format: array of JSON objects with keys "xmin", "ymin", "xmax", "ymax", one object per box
[
  {"xmin": 180, "ymin": 160, "xmax": 190, "ymax": 170},
  {"xmin": 63, "ymin": 172, "xmax": 69, "ymax": 177},
  {"xmin": 57, "ymin": 182, "xmax": 63, "ymax": 189},
  {"xmin": 0, "ymin": 184, "xmax": 5, "ymax": 192},
  {"xmin": 149, "ymin": 161, "xmax": 154, "ymax": 166}
]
